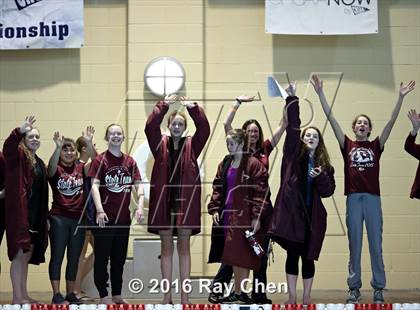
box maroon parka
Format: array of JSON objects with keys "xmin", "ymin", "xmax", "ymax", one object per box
[
  {"xmin": 3, "ymin": 128, "xmax": 49, "ymax": 264},
  {"xmin": 404, "ymin": 133, "xmax": 420, "ymax": 199},
  {"xmin": 268, "ymin": 97, "xmax": 335, "ymax": 261},
  {"xmin": 207, "ymin": 155, "xmax": 270, "ymax": 271},
  {"xmin": 0, "ymin": 152, "xmax": 5, "ymax": 243},
  {"xmin": 145, "ymin": 101, "xmax": 210, "ymax": 235}
]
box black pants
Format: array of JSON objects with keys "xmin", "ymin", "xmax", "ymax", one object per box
[
  {"xmin": 211, "ymin": 235, "xmax": 270, "ymax": 298},
  {"xmin": 49, "ymin": 215, "xmax": 85, "ymax": 281},
  {"xmin": 93, "ymin": 225, "xmax": 130, "ymax": 298},
  {"xmin": 285, "ymin": 240, "xmax": 315, "ymax": 279}
]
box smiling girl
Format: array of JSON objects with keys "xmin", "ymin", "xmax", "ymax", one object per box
[
  {"xmin": 269, "ymin": 85, "xmax": 335, "ymax": 305},
  {"xmin": 3, "ymin": 116, "xmax": 49, "ymax": 304},
  {"xmin": 311, "ymin": 75, "xmax": 415, "ymax": 304},
  {"xmin": 145, "ymin": 94, "xmax": 210, "ymax": 304},
  {"xmin": 88, "ymin": 124, "xmax": 144, "ymax": 304},
  {"xmin": 47, "ymin": 127, "xmax": 95, "ymax": 304}
]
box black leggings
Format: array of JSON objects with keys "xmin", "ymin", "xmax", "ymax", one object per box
[
  {"xmin": 49, "ymin": 215, "xmax": 85, "ymax": 281},
  {"xmin": 285, "ymin": 241, "xmax": 315, "ymax": 279}
]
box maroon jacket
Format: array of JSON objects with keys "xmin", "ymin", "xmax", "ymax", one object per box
[
  {"xmin": 145, "ymin": 101, "xmax": 210, "ymax": 235},
  {"xmin": 268, "ymin": 96, "xmax": 335, "ymax": 261},
  {"xmin": 0, "ymin": 151, "xmax": 5, "ymax": 242},
  {"xmin": 0, "ymin": 151, "xmax": 5, "ymax": 210},
  {"xmin": 404, "ymin": 133, "xmax": 420, "ymax": 199},
  {"xmin": 3, "ymin": 128, "xmax": 49, "ymax": 264},
  {"xmin": 207, "ymin": 155, "xmax": 269, "ymax": 271}
]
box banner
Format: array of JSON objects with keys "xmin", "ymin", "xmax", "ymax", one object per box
[
  {"xmin": 0, "ymin": 0, "xmax": 83, "ymax": 49},
  {"xmin": 265, "ymin": 0, "xmax": 378, "ymax": 35}
]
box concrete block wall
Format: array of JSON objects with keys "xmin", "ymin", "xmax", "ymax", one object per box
[{"xmin": 0, "ymin": 0, "xmax": 419, "ymax": 293}]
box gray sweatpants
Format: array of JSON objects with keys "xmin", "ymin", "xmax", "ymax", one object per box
[{"xmin": 346, "ymin": 193, "xmax": 386, "ymax": 290}]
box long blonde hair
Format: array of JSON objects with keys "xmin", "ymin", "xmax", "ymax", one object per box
[{"xmin": 19, "ymin": 128, "xmax": 40, "ymax": 168}]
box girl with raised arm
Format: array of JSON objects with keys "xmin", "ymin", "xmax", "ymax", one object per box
[
  {"xmin": 208, "ymin": 129, "xmax": 269, "ymax": 304},
  {"xmin": 145, "ymin": 94, "xmax": 210, "ymax": 304},
  {"xmin": 404, "ymin": 109, "xmax": 420, "ymax": 199},
  {"xmin": 269, "ymin": 85, "xmax": 336, "ymax": 305},
  {"xmin": 3, "ymin": 116, "xmax": 49, "ymax": 304},
  {"xmin": 311, "ymin": 75, "xmax": 415, "ymax": 303},
  {"xmin": 207, "ymin": 95, "xmax": 286, "ymax": 304},
  {"xmin": 47, "ymin": 127, "xmax": 95, "ymax": 304},
  {"xmin": 88, "ymin": 124, "xmax": 144, "ymax": 304}
]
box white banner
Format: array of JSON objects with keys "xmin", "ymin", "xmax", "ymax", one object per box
[
  {"xmin": 0, "ymin": 0, "xmax": 84, "ymax": 49},
  {"xmin": 265, "ymin": 0, "xmax": 378, "ymax": 35}
]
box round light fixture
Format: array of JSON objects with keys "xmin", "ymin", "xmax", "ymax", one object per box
[{"xmin": 144, "ymin": 57, "xmax": 186, "ymax": 97}]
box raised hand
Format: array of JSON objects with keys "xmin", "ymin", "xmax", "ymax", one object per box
[
  {"xmin": 164, "ymin": 93, "xmax": 178, "ymax": 104},
  {"xmin": 83, "ymin": 125, "xmax": 95, "ymax": 142},
  {"xmin": 408, "ymin": 109, "xmax": 420, "ymax": 133},
  {"xmin": 236, "ymin": 95, "xmax": 255, "ymax": 103},
  {"xmin": 19, "ymin": 116, "xmax": 36, "ymax": 134},
  {"xmin": 310, "ymin": 75, "xmax": 323, "ymax": 94},
  {"xmin": 399, "ymin": 80, "xmax": 416, "ymax": 98},
  {"xmin": 179, "ymin": 95, "xmax": 195, "ymax": 108},
  {"xmin": 53, "ymin": 131, "xmax": 64, "ymax": 148},
  {"xmin": 285, "ymin": 81, "xmax": 297, "ymax": 97}
]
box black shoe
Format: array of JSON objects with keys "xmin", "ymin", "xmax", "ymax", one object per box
[
  {"xmin": 65, "ymin": 292, "xmax": 82, "ymax": 304},
  {"xmin": 52, "ymin": 293, "xmax": 67, "ymax": 305},
  {"xmin": 208, "ymin": 292, "xmax": 223, "ymax": 304},
  {"xmin": 252, "ymin": 295, "xmax": 272, "ymax": 304},
  {"xmin": 220, "ymin": 292, "xmax": 253, "ymax": 304}
]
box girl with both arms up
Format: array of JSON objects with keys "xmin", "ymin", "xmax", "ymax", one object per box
[
  {"xmin": 145, "ymin": 94, "xmax": 210, "ymax": 304},
  {"xmin": 311, "ymin": 75, "xmax": 415, "ymax": 304},
  {"xmin": 46, "ymin": 126, "xmax": 96, "ymax": 304}
]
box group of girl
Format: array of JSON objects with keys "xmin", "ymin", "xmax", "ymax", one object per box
[{"xmin": 0, "ymin": 78, "xmax": 417, "ymax": 306}]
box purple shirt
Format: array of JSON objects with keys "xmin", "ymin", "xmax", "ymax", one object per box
[{"xmin": 223, "ymin": 166, "xmax": 238, "ymax": 235}]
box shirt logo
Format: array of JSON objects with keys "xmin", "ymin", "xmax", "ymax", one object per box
[
  {"xmin": 57, "ymin": 174, "xmax": 83, "ymax": 196},
  {"xmin": 349, "ymin": 146, "xmax": 375, "ymax": 171},
  {"xmin": 104, "ymin": 166, "xmax": 133, "ymax": 193}
]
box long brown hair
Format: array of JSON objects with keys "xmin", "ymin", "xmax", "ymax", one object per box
[
  {"xmin": 299, "ymin": 126, "xmax": 332, "ymax": 171},
  {"xmin": 242, "ymin": 119, "xmax": 264, "ymax": 150}
]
